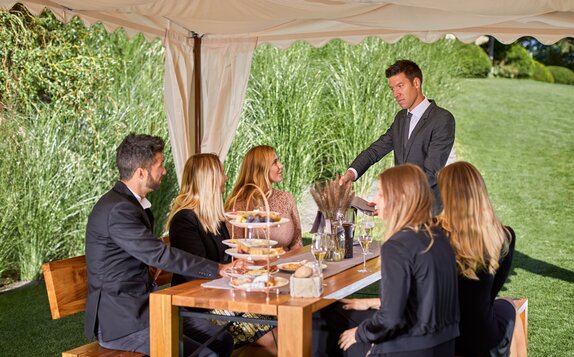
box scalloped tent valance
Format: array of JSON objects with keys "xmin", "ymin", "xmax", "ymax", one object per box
[{"xmin": 2, "ymin": 0, "xmax": 574, "ymax": 181}]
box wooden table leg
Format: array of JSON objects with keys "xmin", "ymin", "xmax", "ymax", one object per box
[
  {"xmin": 150, "ymin": 291, "xmax": 178, "ymax": 357},
  {"xmin": 278, "ymin": 304, "xmax": 314, "ymax": 357}
]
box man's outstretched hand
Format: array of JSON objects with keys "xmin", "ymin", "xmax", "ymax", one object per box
[{"xmin": 339, "ymin": 170, "xmax": 355, "ymax": 186}]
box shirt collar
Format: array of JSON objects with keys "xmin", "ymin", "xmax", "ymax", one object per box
[
  {"xmin": 126, "ymin": 186, "xmax": 152, "ymax": 210},
  {"xmin": 408, "ymin": 97, "xmax": 431, "ymax": 119}
]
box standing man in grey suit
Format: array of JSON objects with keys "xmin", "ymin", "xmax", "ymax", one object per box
[
  {"xmin": 84, "ymin": 134, "xmax": 234, "ymax": 356},
  {"xmin": 340, "ymin": 60, "xmax": 455, "ymax": 214}
]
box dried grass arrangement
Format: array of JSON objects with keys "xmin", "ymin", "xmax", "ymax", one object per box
[{"xmin": 310, "ymin": 174, "xmax": 355, "ymax": 220}]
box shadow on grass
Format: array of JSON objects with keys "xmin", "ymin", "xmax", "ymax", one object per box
[{"xmin": 510, "ymin": 250, "xmax": 574, "ymax": 284}]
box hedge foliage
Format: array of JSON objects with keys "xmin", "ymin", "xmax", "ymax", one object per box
[
  {"xmin": 532, "ymin": 61, "xmax": 554, "ymax": 83},
  {"xmin": 452, "ymin": 41, "xmax": 491, "ymax": 78},
  {"xmin": 0, "ymin": 6, "xmax": 177, "ymax": 281},
  {"xmin": 547, "ymin": 65, "xmax": 574, "ymax": 85}
]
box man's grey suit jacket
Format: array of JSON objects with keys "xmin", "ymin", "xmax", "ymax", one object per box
[{"xmin": 350, "ymin": 100, "xmax": 455, "ymax": 206}]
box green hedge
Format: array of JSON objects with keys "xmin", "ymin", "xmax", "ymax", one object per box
[
  {"xmin": 452, "ymin": 41, "xmax": 491, "ymax": 78},
  {"xmin": 547, "ymin": 65, "xmax": 574, "ymax": 85},
  {"xmin": 0, "ymin": 7, "xmax": 176, "ymax": 281},
  {"xmin": 532, "ymin": 61, "xmax": 554, "ymax": 83}
]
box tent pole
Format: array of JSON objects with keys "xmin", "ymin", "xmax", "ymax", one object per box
[{"xmin": 193, "ymin": 33, "xmax": 202, "ymax": 153}]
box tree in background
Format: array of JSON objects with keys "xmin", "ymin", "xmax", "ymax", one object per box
[
  {"xmin": 482, "ymin": 36, "xmax": 574, "ymax": 83},
  {"xmin": 523, "ymin": 37, "xmax": 574, "ymax": 71}
]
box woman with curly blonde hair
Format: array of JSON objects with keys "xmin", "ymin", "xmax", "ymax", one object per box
[
  {"xmin": 225, "ymin": 145, "xmax": 302, "ymax": 250},
  {"xmin": 437, "ymin": 161, "xmax": 525, "ymax": 357}
]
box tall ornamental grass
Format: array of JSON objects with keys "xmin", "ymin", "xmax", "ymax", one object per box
[
  {"xmin": 0, "ymin": 7, "xmax": 175, "ymax": 281},
  {"xmin": 226, "ymin": 36, "xmax": 459, "ymax": 199}
]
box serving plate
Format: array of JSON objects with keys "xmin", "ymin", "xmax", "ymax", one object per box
[
  {"xmin": 225, "ymin": 248, "xmax": 286, "ymax": 260},
  {"xmin": 229, "ymin": 276, "xmax": 289, "ymax": 291},
  {"xmin": 227, "ymin": 217, "xmax": 289, "ymax": 229},
  {"xmin": 222, "ymin": 238, "xmax": 279, "ymax": 248},
  {"xmin": 223, "ymin": 265, "xmax": 277, "ymax": 278},
  {"xmin": 277, "ymin": 261, "xmax": 327, "ymax": 272}
]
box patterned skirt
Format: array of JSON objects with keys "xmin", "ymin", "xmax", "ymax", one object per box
[{"xmin": 211, "ymin": 309, "xmax": 275, "ymax": 346}]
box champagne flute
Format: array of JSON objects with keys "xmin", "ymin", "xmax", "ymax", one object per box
[
  {"xmin": 362, "ymin": 215, "xmax": 375, "ymax": 255},
  {"xmin": 357, "ymin": 233, "xmax": 372, "ymax": 273},
  {"xmin": 311, "ymin": 233, "xmax": 328, "ymax": 268}
]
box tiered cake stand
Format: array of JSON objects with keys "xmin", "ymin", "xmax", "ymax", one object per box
[{"xmin": 223, "ymin": 184, "xmax": 290, "ymax": 300}]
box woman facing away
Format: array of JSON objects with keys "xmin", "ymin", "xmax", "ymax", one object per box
[
  {"xmin": 166, "ymin": 153, "xmax": 278, "ymax": 356},
  {"xmin": 164, "ymin": 153, "xmax": 234, "ymax": 357},
  {"xmin": 314, "ymin": 164, "xmax": 460, "ymax": 357},
  {"xmin": 436, "ymin": 161, "xmax": 526, "ymax": 357},
  {"xmin": 224, "ymin": 145, "xmax": 302, "ymax": 251}
]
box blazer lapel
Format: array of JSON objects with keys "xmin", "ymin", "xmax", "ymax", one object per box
[
  {"xmin": 113, "ymin": 181, "xmax": 153, "ymax": 230},
  {"xmin": 403, "ymin": 102, "xmax": 435, "ymax": 161}
]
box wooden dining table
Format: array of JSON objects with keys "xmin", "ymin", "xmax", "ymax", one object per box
[{"xmin": 149, "ymin": 246, "xmax": 381, "ymax": 357}]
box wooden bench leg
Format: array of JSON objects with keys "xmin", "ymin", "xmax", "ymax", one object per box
[{"xmin": 512, "ymin": 298, "xmax": 528, "ymax": 357}]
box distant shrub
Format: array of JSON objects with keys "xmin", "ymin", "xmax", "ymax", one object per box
[
  {"xmin": 506, "ymin": 44, "xmax": 535, "ymax": 78},
  {"xmin": 452, "ymin": 41, "xmax": 491, "ymax": 78},
  {"xmin": 492, "ymin": 64, "xmax": 519, "ymax": 78},
  {"xmin": 532, "ymin": 61, "xmax": 554, "ymax": 83},
  {"xmin": 493, "ymin": 44, "xmax": 535, "ymax": 78},
  {"xmin": 547, "ymin": 66, "xmax": 574, "ymax": 85}
]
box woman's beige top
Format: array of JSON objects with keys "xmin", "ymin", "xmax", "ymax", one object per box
[{"xmin": 227, "ymin": 189, "xmax": 302, "ymax": 251}]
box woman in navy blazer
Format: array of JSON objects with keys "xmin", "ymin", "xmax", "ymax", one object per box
[
  {"xmin": 166, "ymin": 153, "xmax": 276, "ymax": 355},
  {"xmin": 314, "ymin": 164, "xmax": 459, "ymax": 356},
  {"xmin": 167, "ymin": 154, "xmax": 232, "ymax": 286},
  {"xmin": 166, "ymin": 153, "xmax": 234, "ymax": 356}
]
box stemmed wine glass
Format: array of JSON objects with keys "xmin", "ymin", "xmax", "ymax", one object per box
[
  {"xmin": 362, "ymin": 215, "xmax": 375, "ymax": 255},
  {"xmin": 311, "ymin": 233, "xmax": 328, "ymax": 269},
  {"xmin": 357, "ymin": 232, "xmax": 372, "ymax": 273}
]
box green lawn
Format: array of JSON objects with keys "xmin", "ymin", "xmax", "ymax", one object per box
[
  {"xmin": 450, "ymin": 78, "xmax": 574, "ymax": 356},
  {"xmin": 0, "ymin": 78, "xmax": 572, "ymax": 356}
]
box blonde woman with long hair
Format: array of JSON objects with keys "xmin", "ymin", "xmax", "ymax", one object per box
[
  {"xmin": 225, "ymin": 145, "xmax": 302, "ymax": 250},
  {"xmin": 164, "ymin": 153, "xmax": 235, "ymax": 357},
  {"xmin": 437, "ymin": 161, "xmax": 525, "ymax": 357},
  {"xmin": 315, "ymin": 164, "xmax": 459, "ymax": 357}
]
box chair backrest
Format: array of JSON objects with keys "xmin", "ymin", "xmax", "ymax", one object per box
[
  {"xmin": 43, "ymin": 237, "xmax": 172, "ymax": 320},
  {"xmin": 42, "ymin": 255, "xmax": 88, "ymax": 320}
]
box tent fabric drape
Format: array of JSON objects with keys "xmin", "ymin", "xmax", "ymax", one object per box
[
  {"xmin": 163, "ymin": 33, "xmax": 256, "ymax": 182},
  {"xmin": 200, "ymin": 38, "xmax": 257, "ymax": 163},
  {"xmin": 163, "ymin": 30, "xmax": 195, "ymax": 183}
]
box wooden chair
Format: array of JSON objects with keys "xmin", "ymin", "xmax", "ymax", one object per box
[{"xmin": 42, "ymin": 249, "xmax": 172, "ymax": 357}]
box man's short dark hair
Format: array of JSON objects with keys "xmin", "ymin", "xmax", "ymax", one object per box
[
  {"xmin": 385, "ymin": 60, "xmax": 423, "ymax": 85},
  {"xmin": 116, "ymin": 134, "xmax": 165, "ymax": 180}
]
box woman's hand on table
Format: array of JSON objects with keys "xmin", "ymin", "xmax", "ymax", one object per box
[
  {"xmin": 339, "ymin": 327, "xmax": 358, "ymax": 351},
  {"xmin": 340, "ymin": 298, "xmax": 380, "ymax": 311}
]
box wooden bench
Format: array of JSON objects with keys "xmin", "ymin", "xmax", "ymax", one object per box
[
  {"xmin": 42, "ymin": 252, "xmax": 172, "ymax": 357},
  {"xmin": 514, "ymin": 298, "xmax": 528, "ymax": 353}
]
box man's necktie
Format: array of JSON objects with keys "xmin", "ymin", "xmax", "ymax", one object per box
[{"xmin": 404, "ymin": 112, "xmax": 413, "ymax": 149}]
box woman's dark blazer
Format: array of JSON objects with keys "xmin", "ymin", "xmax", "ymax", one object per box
[{"xmin": 169, "ymin": 209, "xmax": 231, "ymax": 286}]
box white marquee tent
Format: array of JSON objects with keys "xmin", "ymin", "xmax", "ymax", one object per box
[{"xmin": 2, "ymin": 0, "xmax": 574, "ymax": 180}]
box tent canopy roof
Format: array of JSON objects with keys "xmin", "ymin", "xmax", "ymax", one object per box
[
  {"xmin": 2, "ymin": 0, "xmax": 574, "ymax": 46},
  {"xmin": 3, "ymin": 0, "xmax": 574, "ymax": 182}
]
